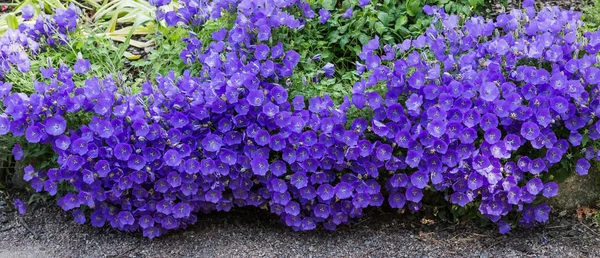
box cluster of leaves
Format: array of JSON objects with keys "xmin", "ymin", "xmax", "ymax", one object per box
[
  {"xmin": 269, "ymin": 0, "xmax": 486, "ymax": 103},
  {"xmin": 130, "ymin": 13, "xmax": 236, "ymax": 79},
  {"xmin": 3, "ymin": 0, "xmax": 600, "ymax": 240},
  {"xmin": 583, "ymin": 0, "xmax": 600, "ymax": 32}
]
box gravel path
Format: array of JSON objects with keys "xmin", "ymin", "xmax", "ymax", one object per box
[{"xmin": 0, "ymin": 202, "xmax": 599, "ymax": 258}]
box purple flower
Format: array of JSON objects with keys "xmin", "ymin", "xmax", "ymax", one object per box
[
  {"xmin": 520, "ymin": 122, "xmax": 540, "ymax": 141},
  {"xmin": 497, "ymin": 220, "xmax": 512, "ymax": 234},
  {"xmin": 410, "ymin": 171, "xmax": 429, "ymax": 189},
  {"xmin": 405, "ymin": 150, "xmax": 421, "ymax": 168},
  {"xmin": 164, "ymin": 149, "xmax": 182, "ymax": 167},
  {"xmin": 114, "ymin": 143, "xmax": 133, "ymax": 161},
  {"xmin": 0, "ymin": 115, "xmax": 10, "ymax": 135},
  {"xmin": 318, "ymin": 9, "xmax": 330, "ymax": 24},
  {"xmin": 322, "ymin": 63, "xmax": 335, "ymax": 78},
  {"xmin": 484, "ymin": 128, "xmax": 502, "ymax": 144},
  {"xmin": 542, "ymin": 182, "xmax": 558, "ymax": 198},
  {"xmin": 127, "ymin": 155, "xmax": 146, "ymax": 170},
  {"xmin": 388, "ymin": 192, "xmax": 406, "ymax": 208},
  {"xmin": 25, "ymin": 125, "xmax": 43, "ymax": 143},
  {"xmin": 247, "ymin": 90, "xmax": 265, "ymax": 106},
  {"xmin": 343, "ymin": 7, "xmax": 353, "ymax": 18},
  {"xmin": 73, "ymin": 209, "xmax": 86, "ymax": 224},
  {"xmin": 283, "ymin": 50, "xmax": 300, "ymax": 68},
  {"xmin": 460, "ymin": 127, "xmax": 477, "ymax": 144},
  {"xmin": 335, "ymin": 182, "xmax": 353, "ymax": 199},
  {"xmin": 173, "ymin": 203, "xmax": 191, "ymax": 218},
  {"xmin": 451, "ymin": 192, "xmax": 470, "ymax": 207},
  {"xmin": 534, "ymin": 204, "xmax": 551, "ymax": 222},
  {"xmin": 526, "ymin": 178, "xmax": 543, "ymax": 195},
  {"xmin": 426, "ymin": 119, "xmax": 446, "ymax": 138},
  {"xmin": 575, "ymin": 159, "xmax": 590, "ymax": 175},
  {"xmin": 74, "ymin": 58, "xmax": 91, "ymax": 74},
  {"xmin": 139, "ymin": 215, "xmax": 154, "ymax": 229},
  {"xmin": 408, "ymin": 72, "xmax": 425, "ymax": 89},
  {"xmin": 480, "ymin": 82, "xmax": 499, "ymax": 101},
  {"xmin": 251, "ymin": 157, "xmax": 269, "ymax": 176},
  {"xmin": 285, "ymin": 202, "xmax": 300, "ymax": 216},
  {"xmin": 314, "ymin": 204, "xmax": 330, "ymax": 218},
  {"xmin": 118, "ymin": 211, "xmax": 135, "ymax": 226},
  {"xmin": 353, "ymin": 193, "xmax": 371, "ymax": 208},
  {"xmin": 545, "ymin": 148, "xmax": 563, "ymax": 163},
  {"xmin": 169, "ymin": 112, "xmax": 189, "ymax": 128},
  {"xmin": 202, "ymin": 134, "xmax": 222, "ymax": 152},
  {"xmin": 12, "ymin": 144, "xmax": 23, "ymax": 161},
  {"xmin": 71, "ymin": 138, "xmax": 88, "ymax": 156},
  {"xmin": 406, "ymin": 187, "xmax": 423, "ymax": 203},
  {"xmin": 91, "ymin": 211, "xmax": 106, "ymax": 227},
  {"xmin": 359, "ymin": 0, "xmax": 370, "ymax": 7},
  {"xmin": 13, "ymin": 198, "xmax": 26, "ymax": 215},
  {"xmin": 254, "ymin": 44, "xmax": 270, "ymax": 60},
  {"xmin": 317, "ymin": 184, "xmax": 335, "ymax": 201},
  {"xmin": 66, "ymin": 155, "xmax": 85, "ymax": 171},
  {"xmin": 94, "ymin": 160, "xmax": 110, "ymax": 178},
  {"xmin": 290, "ymin": 173, "xmax": 308, "ymax": 189},
  {"xmin": 376, "ymin": 144, "xmax": 393, "ymax": 161},
  {"xmin": 22, "ymin": 5, "xmax": 35, "ymax": 20},
  {"xmin": 550, "ymin": 96, "xmax": 569, "ymax": 114}
]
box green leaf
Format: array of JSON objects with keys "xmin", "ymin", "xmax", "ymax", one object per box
[
  {"xmin": 377, "ymin": 12, "xmax": 391, "ymax": 25},
  {"xmin": 406, "ymin": 0, "xmax": 421, "ymax": 17},
  {"xmin": 6, "ymin": 14, "xmax": 18, "ymax": 29},
  {"xmin": 338, "ymin": 24, "xmax": 349, "ymax": 34},
  {"xmin": 395, "ymin": 16, "xmax": 408, "ymax": 30},
  {"xmin": 396, "ymin": 25, "xmax": 411, "ymax": 36},
  {"xmin": 582, "ymin": 134, "xmax": 590, "ymax": 147},
  {"xmin": 328, "ymin": 30, "xmax": 341, "ymax": 43},
  {"xmin": 358, "ymin": 34, "xmax": 371, "ymax": 45},
  {"xmin": 321, "ymin": 50, "xmax": 333, "ymax": 60},
  {"xmin": 352, "ymin": 45, "xmax": 362, "ymax": 56},
  {"xmin": 375, "ymin": 22, "xmax": 387, "ymax": 34},
  {"xmin": 322, "ymin": 0, "xmax": 335, "ymax": 10},
  {"xmin": 340, "ymin": 34, "xmax": 350, "ymax": 48},
  {"xmin": 321, "ymin": 78, "xmax": 336, "ymax": 85}
]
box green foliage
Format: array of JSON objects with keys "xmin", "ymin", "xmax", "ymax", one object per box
[
  {"xmin": 130, "ymin": 14, "xmax": 236, "ymax": 79},
  {"xmin": 583, "ymin": 0, "xmax": 600, "ymax": 32},
  {"xmin": 130, "ymin": 26, "xmax": 188, "ymax": 79},
  {"xmin": 277, "ymin": 0, "xmax": 485, "ymax": 104}
]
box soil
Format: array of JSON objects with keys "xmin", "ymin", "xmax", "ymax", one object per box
[{"xmin": 0, "ymin": 198, "xmax": 599, "ymax": 258}]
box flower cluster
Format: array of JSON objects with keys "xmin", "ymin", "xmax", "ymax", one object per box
[
  {"xmin": 349, "ymin": 3, "xmax": 599, "ymax": 231},
  {"xmin": 0, "ymin": 4, "xmax": 80, "ymax": 78},
  {"xmin": 2, "ymin": 0, "xmax": 600, "ymax": 239}
]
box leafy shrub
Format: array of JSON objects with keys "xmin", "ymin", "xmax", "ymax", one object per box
[
  {"xmin": 583, "ymin": 0, "xmax": 600, "ymax": 32},
  {"xmin": 2, "ymin": 0, "xmax": 600, "ymax": 239},
  {"xmin": 272, "ymin": 0, "xmax": 486, "ymax": 102}
]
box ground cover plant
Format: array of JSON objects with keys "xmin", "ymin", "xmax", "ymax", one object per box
[{"xmin": 1, "ymin": 0, "xmax": 600, "ymax": 239}]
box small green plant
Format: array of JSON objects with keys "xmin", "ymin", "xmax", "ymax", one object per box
[
  {"xmin": 583, "ymin": 0, "xmax": 600, "ymax": 32},
  {"xmin": 130, "ymin": 11, "xmax": 236, "ymax": 79},
  {"xmin": 274, "ymin": 0, "xmax": 485, "ymax": 104}
]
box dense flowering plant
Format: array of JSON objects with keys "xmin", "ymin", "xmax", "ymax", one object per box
[{"xmin": 2, "ymin": 0, "xmax": 600, "ymax": 239}]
